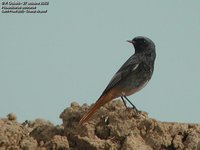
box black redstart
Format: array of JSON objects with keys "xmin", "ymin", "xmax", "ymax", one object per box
[{"xmin": 80, "ymin": 36, "xmax": 156, "ymax": 124}]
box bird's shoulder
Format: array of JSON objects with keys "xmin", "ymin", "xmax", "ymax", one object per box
[
  {"xmin": 117, "ymin": 53, "xmax": 143, "ymax": 73},
  {"xmin": 101, "ymin": 54, "xmax": 143, "ymax": 96}
]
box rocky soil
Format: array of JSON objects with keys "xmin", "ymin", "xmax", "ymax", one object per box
[{"xmin": 0, "ymin": 100, "xmax": 200, "ymax": 150}]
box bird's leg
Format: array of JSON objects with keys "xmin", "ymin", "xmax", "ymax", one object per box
[
  {"xmin": 123, "ymin": 96, "xmax": 138, "ymax": 111},
  {"xmin": 121, "ymin": 96, "xmax": 128, "ymax": 108}
]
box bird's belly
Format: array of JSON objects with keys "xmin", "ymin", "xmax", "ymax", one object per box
[
  {"xmin": 122, "ymin": 80, "xmax": 149, "ymax": 96},
  {"xmin": 116, "ymin": 68, "xmax": 151, "ymax": 97}
]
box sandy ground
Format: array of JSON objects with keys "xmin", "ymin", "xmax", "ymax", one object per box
[{"xmin": 1, "ymin": 100, "xmax": 200, "ymax": 150}]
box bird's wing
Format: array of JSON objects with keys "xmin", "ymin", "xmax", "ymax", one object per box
[
  {"xmin": 79, "ymin": 55, "xmax": 141, "ymax": 124},
  {"xmin": 101, "ymin": 54, "xmax": 142, "ymax": 96}
]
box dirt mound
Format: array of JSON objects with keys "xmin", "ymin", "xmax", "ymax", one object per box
[{"xmin": 0, "ymin": 100, "xmax": 200, "ymax": 149}]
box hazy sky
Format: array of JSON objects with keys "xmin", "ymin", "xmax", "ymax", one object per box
[{"xmin": 0, "ymin": 1, "xmax": 200, "ymax": 125}]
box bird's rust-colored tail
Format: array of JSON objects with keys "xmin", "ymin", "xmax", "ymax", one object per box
[{"xmin": 79, "ymin": 93, "xmax": 113, "ymax": 125}]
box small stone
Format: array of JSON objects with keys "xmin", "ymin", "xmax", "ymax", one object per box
[
  {"xmin": 71, "ymin": 102, "xmax": 80, "ymax": 108},
  {"xmin": 7, "ymin": 113, "xmax": 17, "ymax": 121}
]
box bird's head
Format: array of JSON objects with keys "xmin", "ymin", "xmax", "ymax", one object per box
[{"xmin": 127, "ymin": 36, "xmax": 155, "ymax": 53}]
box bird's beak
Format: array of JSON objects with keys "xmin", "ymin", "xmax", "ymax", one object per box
[{"xmin": 127, "ymin": 40, "xmax": 135, "ymax": 44}]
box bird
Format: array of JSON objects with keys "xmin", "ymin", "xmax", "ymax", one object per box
[{"xmin": 79, "ymin": 36, "xmax": 156, "ymax": 124}]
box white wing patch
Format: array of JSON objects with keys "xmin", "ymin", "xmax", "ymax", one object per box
[{"xmin": 132, "ymin": 64, "xmax": 139, "ymax": 71}]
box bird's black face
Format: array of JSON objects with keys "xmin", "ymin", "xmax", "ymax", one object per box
[{"xmin": 127, "ymin": 36, "xmax": 155, "ymax": 53}]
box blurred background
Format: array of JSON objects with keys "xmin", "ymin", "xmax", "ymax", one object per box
[{"xmin": 0, "ymin": 1, "xmax": 200, "ymax": 124}]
